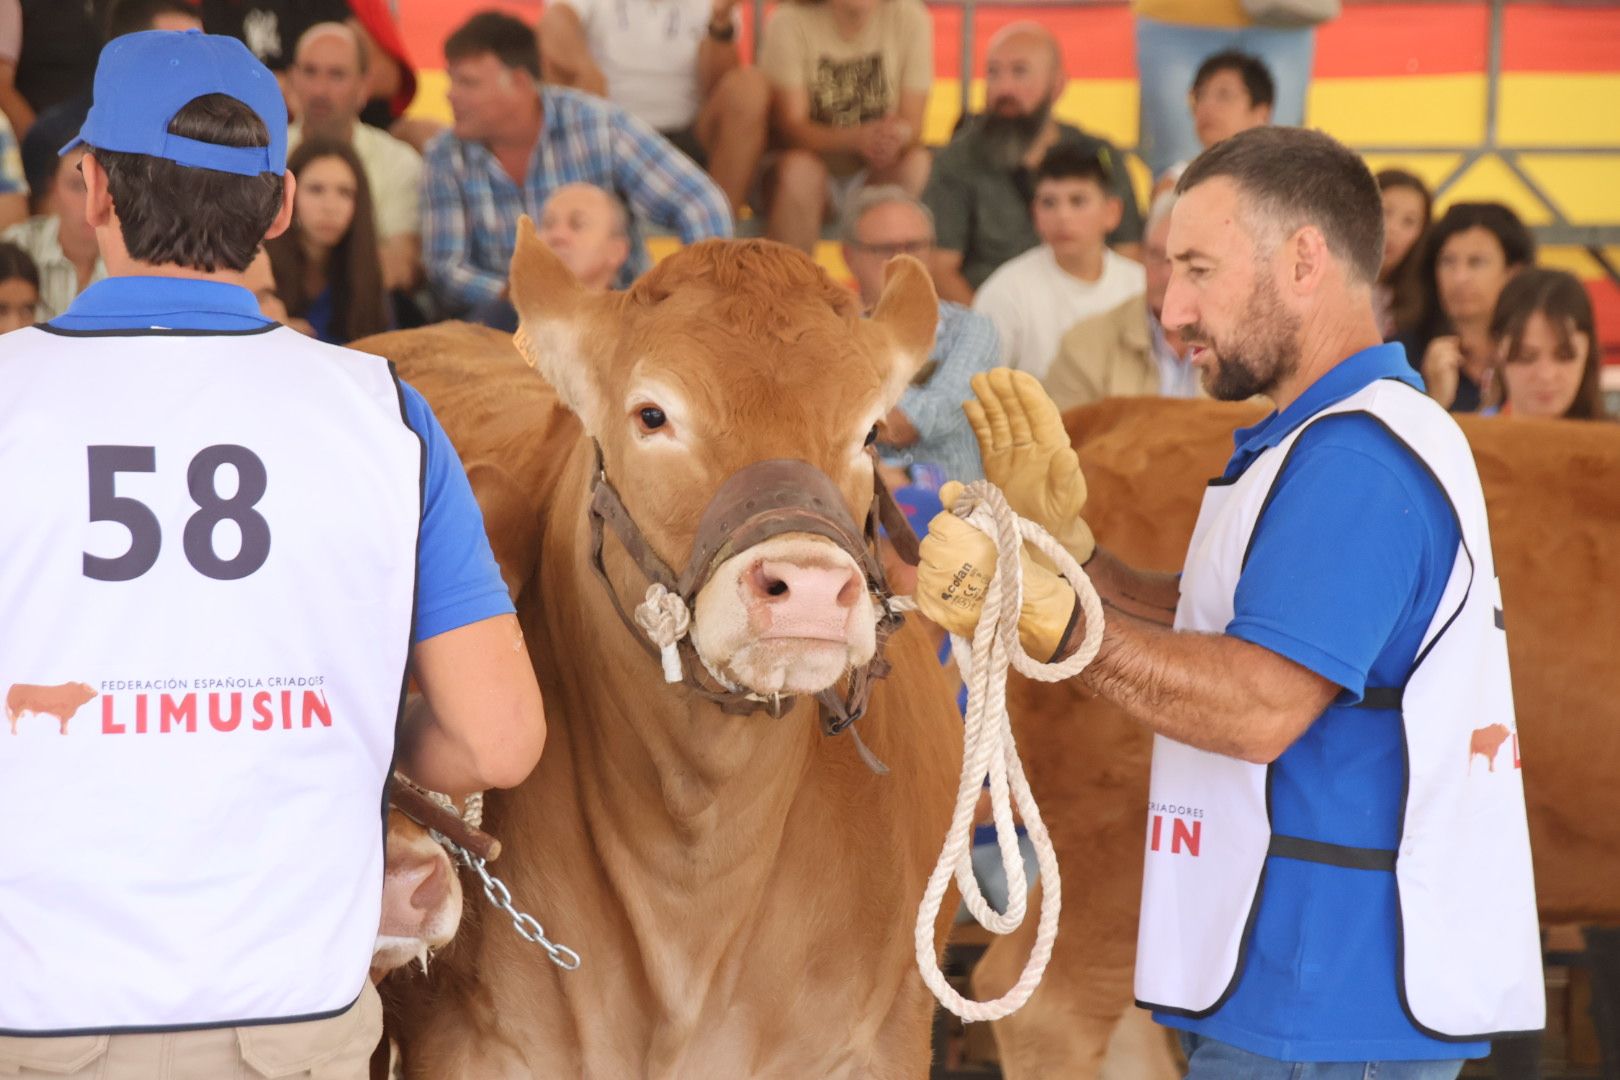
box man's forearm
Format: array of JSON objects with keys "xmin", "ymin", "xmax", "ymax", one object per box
[
  {"xmin": 1075, "ymin": 610, "xmax": 1332, "ymax": 764},
  {"xmin": 932, "ymin": 261, "xmax": 976, "ymax": 305}
]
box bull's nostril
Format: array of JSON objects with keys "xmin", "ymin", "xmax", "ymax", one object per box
[{"xmin": 835, "ymin": 571, "xmax": 863, "ymax": 608}]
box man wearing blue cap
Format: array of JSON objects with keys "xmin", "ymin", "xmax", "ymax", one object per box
[{"xmin": 0, "ymin": 30, "xmax": 547, "ymax": 1077}]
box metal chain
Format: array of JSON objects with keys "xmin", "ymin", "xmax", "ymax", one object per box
[{"xmin": 441, "ymin": 838, "xmax": 582, "ymax": 971}]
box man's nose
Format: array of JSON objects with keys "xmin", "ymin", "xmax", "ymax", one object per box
[{"xmin": 1160, "ymin": 276, "xmax": 1196, "ymax": 333}]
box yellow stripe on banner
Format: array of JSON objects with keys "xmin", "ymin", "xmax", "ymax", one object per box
[
  {"xmin": 1538, "ymin": 246, "xmax": 1618, "ymax": 282},
  {"xmin": 408, "ymin": 70, "xmax": 452, "ymax": 125},
  {"xmin": 1360, "ymin": 153, "xmax": 1468, "ymax": 190},
  {"xmin": 1307, "ymin": 75, "xmax": 1487, "ymax": 148},
  {"xmin": 1436, "ymin": 156, "xmax": 1555, "ymax": 224},
  {"xmin": 928, "ymin": 79, "xmax": 1142, "ymax": 151},
  {"xmin": 1517, "ymin": 156, "xmax": 1620, "ymax": 225},
  {"xmin": 1500, "ymin": 75, "xmax": 1620, "ymax": 149}
]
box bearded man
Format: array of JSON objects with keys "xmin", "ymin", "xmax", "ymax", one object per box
[
  {"xmin": 917, "ymin": 126, "xmax": 1543, "ymax": 1079},
  {"xmin": 921, "ymin": 21, "xmax": 1142, "ymax": 306}
]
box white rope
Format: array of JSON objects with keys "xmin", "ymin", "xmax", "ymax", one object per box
[
  {"xmin": 634, "ymin": 583, "xmax": 691, "ymax": 684},
  {"xmin": 896, "ymin": 480, "xmax": 1105, "ymax": 1023}
]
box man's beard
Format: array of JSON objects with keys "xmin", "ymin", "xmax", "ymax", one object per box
[
  {"xmin": 978, "ymin": 95, "xmax": 1053, "ymax": 170},
  {"xmin": 1184, "ymin": 274, "xmax": 1302, "ymax": 402}
]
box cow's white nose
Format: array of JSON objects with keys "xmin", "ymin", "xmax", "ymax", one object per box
[{"xmin": 746, "ymin": 560, "xmax": 864, "ymax": 641}]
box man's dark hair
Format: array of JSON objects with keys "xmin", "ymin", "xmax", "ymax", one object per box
[
  {"xmin": 445, "ymin": 11, "xmax": 542, "ymax": 80},
  {"xmin": 0, "ymin": 241, "xmax": 41, "ymax": 290},
  {"xmin": 1192, "ymin": 49, "xmax": 1275, "ymax": 110},
  {"xmin": 1176, "ymin": 126, "xmax": 1384, "ymax": 284},
  {"xmin": 90, "ymin": 94, "xmax": 285, "ymax": 274},
  {"xmin": 104, "ymin": 0, "xmax": 198, "ymax": 41},
  {"xmin": 1032, "ymin": 144, "xmax": 1115, "ymax": 194}
]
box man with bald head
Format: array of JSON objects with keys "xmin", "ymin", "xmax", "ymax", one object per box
[
  {"xmin": 537, "ymin": 183, "xmax": 629, "ymax": 292},
  {"xmin": 287, "ymin": 21, "xmax": 423, "ymax": 291},
  {"xmin": 922, "ymin": 20, "xmax": 1141, "ymax": 305}
]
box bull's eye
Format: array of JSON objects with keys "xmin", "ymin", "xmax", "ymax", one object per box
[
  {"xmin": 636, "ymin": 406, "xmax": 667, "ymax": 434},
  {"xmin": 864, "ymin": 424, "xmax": 879, "ymax": 447}
]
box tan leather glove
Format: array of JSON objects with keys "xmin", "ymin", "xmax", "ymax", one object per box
[
  {"xmin": 913, "ymin": 483, "xmax": 1078, "ymax": 660},
  {"xmin": 965, "ymin": 369, "xmax": 1096, "ymax": 565}
]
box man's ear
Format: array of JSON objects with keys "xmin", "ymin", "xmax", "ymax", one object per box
[
  {"xmin": 509, "ymin": 214, "xmax": 611, "ymax": 433},
  {"xmin": 1288, "ymin": 224, "xmax": 1331, "ymax": 295},
  {"xmin": 80, "ymin": 152, "xmax": 115, "ymax": 230},
  {"xmin": 1104, "ymin": 194, "xmax": 1124, "ymax": 234},
  {"xmin": 263, "ymin": 170, "xmax": 297, "ymax": 242}
]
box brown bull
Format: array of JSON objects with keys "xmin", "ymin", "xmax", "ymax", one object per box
[
  {"xmin": 971, "ymin": 397, "xmax": 1620, "ymax": 1078},
  {"xmin": 6, "ymin": 681, "xmax": 97, "ymax": 734},
  {"xmin": 354, "ymin": 232, "xmax": 963, "ymax": 1078}
]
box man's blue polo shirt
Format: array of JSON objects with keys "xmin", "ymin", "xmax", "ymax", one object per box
[
  {"xmin": 1152, "ymin": 344, "xmax": 1487, "ymax": 1062},
  {"xmin": 49, "ymin": 277, "xmax": 514, "ymax": 643}
]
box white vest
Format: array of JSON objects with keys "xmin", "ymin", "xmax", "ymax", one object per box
[
  {"xmin": 1133, "ymin": 378, "xmax": 1544, "ymax": 1041},
  {"xmin": 0, "ymin": 325, "xmax": 421, "ymax": 1034}
]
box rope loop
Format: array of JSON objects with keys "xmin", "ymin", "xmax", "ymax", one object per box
[
  {"xmin": 904, "ymin": 480, "xmax": 1105, "ymax": 1023},
  {"xmin": 634, "ymin": 583, "xmax": 692, "ymax": 684}
]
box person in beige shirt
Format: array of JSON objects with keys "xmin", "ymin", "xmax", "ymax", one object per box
[
  {"xmin": 757, "ymin": 0, "xmax": 934, "ymax": 252},
  {"xmin": 287, "ymin": 22, "xmax": 423, "ymax": 292},
  {"xmin": 1044, "ymin": 190, "xmax": 1204, "ymax": 410}
]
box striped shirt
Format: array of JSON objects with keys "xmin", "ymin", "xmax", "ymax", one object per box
[
  {"xmin": 0, "ymin": 113, "xmax": 24, "ymax": 196},
  {"xmin": 0, "ymin": 215, "xmax": 105, "ymax": 321},
  {"xmin": 422, "ymin": 85, "xmax": 732, "ymax": 312}
]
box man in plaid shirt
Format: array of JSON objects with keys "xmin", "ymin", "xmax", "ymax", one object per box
[{"xmin": 424, "ymin": 12, "xmax": 732, "ymax": 321}]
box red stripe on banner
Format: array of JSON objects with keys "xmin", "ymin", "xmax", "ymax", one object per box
[
  {"xmin": 930, "ymin": 6, "xmax": 1139, "ymax": 82},
  {"xmin": 1314, "ymin": 4, "xmax": 1488, "ymax": 78},
  {"xmin": 1503, "ymin": 5, "xmax": 1620, "ymax": 74},
  {"xmin": 398, "ymin": 0, "xmax": 539, "ymax": 67}
]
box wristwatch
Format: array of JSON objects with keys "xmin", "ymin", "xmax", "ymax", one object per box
[{"xmin": 707, "ymin": 16, "xmax": 736, "ymax": 42}]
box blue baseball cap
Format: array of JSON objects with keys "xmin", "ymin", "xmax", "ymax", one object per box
[{"xmin": 61, "ymin": 29, "xmax": 287, "ymax": 176}]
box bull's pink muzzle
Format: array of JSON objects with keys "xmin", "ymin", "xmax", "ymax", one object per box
[{"xmin": 744, "ymin": 559, "xmax": 865, "ymax": 642}]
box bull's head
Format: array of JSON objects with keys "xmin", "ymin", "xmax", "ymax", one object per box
[{"xmin": 509, "ymin": 221, "xmax": 936, "ymax": 700}]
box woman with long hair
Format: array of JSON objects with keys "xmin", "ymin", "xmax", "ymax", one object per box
[
  {"xmin": 266, "ymin": 138, "xmax": 390, "ymax": 345},
  {"xmin": 1374, "ymin": 168, "xmax": 1431, "ymax": 339},
  {"xmin": 1401, "ymin": 201, "xmax": 1535, "ymax": 413},
  {"xmin": 1486, "ymin": 267, "xmax": 1605, "ymax": 420}
]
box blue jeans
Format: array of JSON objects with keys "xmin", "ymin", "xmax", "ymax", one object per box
[
  {"xmin": 1179, "ymin": 1032, "xmax": 1465, "ymax": 1080},
  {"xmin": 1134, "ymin": 16, "xmax": 1318, "ymax": 177},
  {"xmin": 953, "ymin": 832, "xmax": 1040, "ymax": 925}
]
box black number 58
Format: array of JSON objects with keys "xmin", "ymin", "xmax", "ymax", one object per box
[{"xmin": 84, "ymin": 445, "xmax": 271, "ymax": 581}]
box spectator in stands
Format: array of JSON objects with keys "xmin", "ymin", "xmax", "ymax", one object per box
[
  {"xmin": 538, "ymin": 0, "xmax": 768, "ymax": 215},
  {"xmin": 1044, "ymin": 190, "xmax": 1199, "ymax": 410},
  {"xmin": 265, "ymin": 138, "xmax": 390, "ymax": 344},
  {"xmin": 0, "ymin": 0, "xmax": 30, "ymax": 137},
  {"xmin": 1153, "ymin": 49, "xmax": 1273, "ymax": 193},
  {"xmin": 19, "ymin": 0, "xmax": 201, "ymax": 216},
  {"xmin": 1133, "ymin": 0, "xmax": 1322, "ymax": 178},
  {"xmin": 537, "ymin": 182, "xmax": 629, "ymax": 292},
  {"xmin": 0, "ymin": 0, "xmax": 101, "ymax": 125},
  {"xmin": 842, "ymin": 185, "xmax": 997, "ymax": 482},
  {"xmin": 1375, "ymin": 167, "xmax": 1431, "ymax": 339},
  {"xmin": 287, "ymin": 21, "xmax": 422, "ymax": 292},
  {"xmin": 2, "ymin": 145, "xmax": 105, "ymax": 319},
  {"xmin": 0, "ymin": 110, "xmax": 22, "ymax": 230},
  {"xmin": 971, "ymin": 144, "xmax": 1146, "ymax": 380},
  {"xmin": 0, "ymin": 237, "xmax": 37, "ymax": 331},
  {"xmin": 1404, "ymin": 201, "xmax": 1535, "ymax": 414},
  {"xmin": 758, "ymin": 0, "xmax": 934, "ymax": 254},
  {"xmin": 1484, "ymin": 267, "xmax": 1603, "ymax": 421},
  {"xmin": 923, "ymin": 21, "xmax": 1142, "ymax": 305},
  {"xmin": 423, "ymin": 12, "xmax": 730, "ymax": 325}
]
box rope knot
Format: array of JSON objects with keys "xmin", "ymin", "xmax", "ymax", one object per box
[{"xmin": 635, "ymin": 583, "xmax": 692, "ymax": 684}]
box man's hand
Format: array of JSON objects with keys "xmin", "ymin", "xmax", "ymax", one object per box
[
  {"xmin": 913, "ymin": 483, "xmax": 1077, "ymax": 659},
  {"xmin": 858, "ymin": 119, "xmax": 905, "ymax": 170},
  {"xmin": 964, "ymin": 369, "xmax": 1096, "ymax": 564}
]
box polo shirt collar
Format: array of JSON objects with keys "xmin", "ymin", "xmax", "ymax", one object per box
[
  {"xmin": 1224, "ymin": 342, "xmax": 1419, "ymax": 480},
  {"xmin": 49, "ymin": 276, "xmax": 272, "ymax": 333}
]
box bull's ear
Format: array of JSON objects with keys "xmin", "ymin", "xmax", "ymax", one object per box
[
  {"xmin": 866, "ymin": 255, "xmax": 938, "ymax": 409},
  {"xmin": 509, "ymin": 215, "xmax": 609, "ymax": 432}
]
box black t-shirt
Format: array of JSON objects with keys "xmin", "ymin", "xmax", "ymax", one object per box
[
  {"xmin": 200, "ymin": 0, "xmax": 352, "ymax": 71},
  {"xmin": 14, "ymin": 0, "xmax": 111, "ymax": 113}
]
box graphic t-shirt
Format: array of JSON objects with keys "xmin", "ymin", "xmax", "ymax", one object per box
[{"xmin": 758, "ymin": 0, "xmax": 933, "ymax": 176}]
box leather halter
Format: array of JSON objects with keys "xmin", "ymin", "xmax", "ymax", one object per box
[{"xmin": 586, "ymin": 443, "xmax": 919, "ymax": 736}]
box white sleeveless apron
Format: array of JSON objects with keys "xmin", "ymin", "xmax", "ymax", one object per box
[
  {"xmin": 1133, "ymin": 378, "xmax": 1544, "ymax": 1041},
  {"xmin": 0, "ymin": 324, "xmax": 421, "ymax": 1035}
]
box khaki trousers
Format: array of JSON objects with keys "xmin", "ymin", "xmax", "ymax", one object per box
[{"xmin": 0, "ymin": 982, "xmax": 381, "ymax": 1079}]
